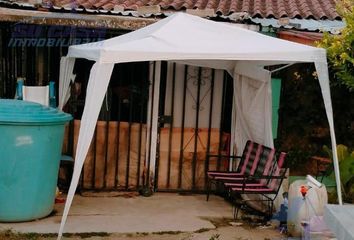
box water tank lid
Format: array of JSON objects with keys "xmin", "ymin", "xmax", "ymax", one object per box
[{"xmin": 0, "ymin": 99, "xmax": 72, "ymax": 124}]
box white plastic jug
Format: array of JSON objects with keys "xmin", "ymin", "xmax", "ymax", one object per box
[{"xmin": 287, "ymin": 179, "xmax": 328, "ymax": 237}]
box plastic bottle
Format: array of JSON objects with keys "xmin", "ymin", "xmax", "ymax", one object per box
[
  {"xmin": 49, "ymin": 81, "xmax": 56, "ymax": 108},
  {"xmin": 16, "ymin": 77, "xmax": 24, "ymax": 100}
]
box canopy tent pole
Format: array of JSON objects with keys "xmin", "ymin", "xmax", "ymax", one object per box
[
  {"xmin": 145, "ymin": 61, "xmax": 161, "ymax": 188},
  {"xmin": 229, "ymin": 75, "xmax": 237, "ymax": 171},
  {"xmin": 270, "ymin": 63, "xmax": 295, "ymax": 73},
  {"xmin": 315, "ymin": 61, "xmax": 342, "ymax": 205}
]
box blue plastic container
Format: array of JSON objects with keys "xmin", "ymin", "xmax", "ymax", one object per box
[{"xmin": 0, "ymin": 99, "xmax": 72, "ymax": 222}]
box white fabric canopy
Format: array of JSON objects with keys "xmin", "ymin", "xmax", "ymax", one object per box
[
  {"xmin": 58, "ymin": 57, "xmax": 76, "ymax": 110},
  {"xmin": 57, "ymin": 12, "xmax": 342, "ymax": 239}
]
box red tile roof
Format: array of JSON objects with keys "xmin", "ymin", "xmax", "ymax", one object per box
[{"xmin": 46, "ymin": 0, "xmax": 340, "ymax": 20}]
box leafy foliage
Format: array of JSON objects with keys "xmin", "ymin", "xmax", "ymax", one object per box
[
  {"xmin": 337, "ymin": 152, "xmax": 354, "ymax": 185},
  {"xmin": 317, "ymin": 0, "xmax": 354, "ymax": 90},
  {"xmin": 325, "ymin": 145, "xmax": 354, "ymax": 202},
  {"xmin": 276, "ymin": 64, "xmax": 331, "ymax": 170},
  {"xmin": 276, "ymin": 0, "xmax": 354, "ymax": 177}
]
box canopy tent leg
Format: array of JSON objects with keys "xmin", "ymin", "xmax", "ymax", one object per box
[
  {"xmin": 315, "ymin": 61, "xmax": 342, "ymax": 205},
  {"xmin": 145, "ymin": 61, "xmax": 161, "ymax": 190}
]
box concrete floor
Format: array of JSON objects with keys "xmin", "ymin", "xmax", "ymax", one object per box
[{"xmin": 0, "ymin": 193, "xmax": 284, "ymax": 239}]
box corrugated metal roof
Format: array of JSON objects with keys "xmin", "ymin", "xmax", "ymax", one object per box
[
  {"xmin": 0, "ymin": 6, "xmax": 156, "ymax": 30},
  {"xmin": 251, "ymin": 18, "xmax": 345, "ymax": 34}
]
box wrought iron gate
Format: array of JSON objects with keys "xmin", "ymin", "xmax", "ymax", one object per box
[
  {"xmin": 65, "ymin": 61, "xmax": 150, "ymax": 191},
  {"xmin": 1, "ymin": 20, "xmax": 234, "ymax": 192},
  {"xmin": 155, "ymin": 62, "xmax": 233, "ymax": 192}
]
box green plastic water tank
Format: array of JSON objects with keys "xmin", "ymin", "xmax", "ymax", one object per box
[{"xmin": 0, "ymin": 99, "xmax": 72, "ymax": 222}]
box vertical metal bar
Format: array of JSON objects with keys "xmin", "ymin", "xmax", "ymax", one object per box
[
  {"xmin": 9, "ymin": 29, "xmax": 14, "ymax": 94},
  {"xmin": 15, "ymin": 43, "xmax": 19, "ymax": 78},
  {"xmin": 7, "ymin": 27, "xmax": 11, "ymax": 95},
  {"xmin": 126, "ymin": 84, "xmax": 133, "ymax": 190},
  {"xmin": 154, "ymin": 61, "xmax": 166, "ymax": 190},
  {"xmin": 8, "ymin": 29, "xmax": 13, "ymax": 96},
  {"xmin": 178, "ymin": 65, "xmax": 188, "ymax": 189},
  {"xmin": 41, "ymin": 27, "xmax": 46, "ymax": 84},
  {"xmin": 192, "ymin": 67, "xmax": 202, "ymax": 190},
  {"xmin": 46, "ymin": 27, "xmax": 50, "ymax": 82},
  {"xmin": 4, "ymin": 25, "xmax": 8, "ymax": 97},
  {"xmin": 114, "ymin": 95, "xmax": 121, "ymax": 188},
  {"xmin": 1, "ymin": 27, "xmax": 4, "ymax": 97},
  {"xmin": 205, "ymin": 69, "xmax": 215, "ymax": 188},
  {"xmin": 6, "ymin": 26, "xmax": 9, "ymax": 95},
  {"xmin": 21, "ymin": 40, "xmax": 26, "ymax": 82},
  {"xmin": 1, "ymin": 26, "xmax": 4, "ymax": 96},
  {"xmin": 1, "ymin": 25, "xmax": 6, "ymax": 98},
  {"xmin": 8, "ymin": 24, "xmax": 12, "ymax": 95},
  {"xmin": 114, "ymin": 65, "xmax": 122, "ymax": 189},
  {"xmin": 35, "ymin": 45, "xmax": 37, "ymax": 85},
  {"xmin": 166, "ymin": 63, "xmax": 176, "ymax": 188},
  {"xmin": 12, "ymin": 43, "xmax": 16, "ymax": 85},
  {"xmin": 32, "ymin": 46, "xmax": 36, "ymax": 85},
  {"xmin": 103, "ymin": 93, "xmax": 110, "ymax": 189},
  {"xmin": 11, "ymin": 47, "xmax": 18, "ymax": 88},
  {"xmin": 0, "ymin": 26, "xmax": 3, "ymax": 97},
  {"xmin": 0, "ymin": 24, "xmax": 6, "ymax": 97},
  {"xmin": 92, "ymin": 127, "xmax": 98, "ymax": 189},
  {"xmin": 3, "ymin": 24, "xmax": 7, "ymax": 96},
  {"xmin": 136, "ymin": 68, "xmax": 146, "ymax": 188},
  {"xmin": 3, "ymin": 25, "xmax": 7, "ymax": 96},
  {"xmin": 5, "ymin": 27, "xmax": 10, "ymax": 97},
  {"xmin": 136, "ymin": 116, "xmax": 143, "ymax": 188},
  {"xmin": 146, "ymin": 61, "xmax": 156, "ymax": 186},
  {"xmin": 37, "ymin": 45, "xmax": 40, "ymax": 82},
  {"xmin": 9, "ymin": 25, "xmax": 13, "ymax": 95},
  {"xmin": 0, "ymin": 26, "xmax": 3, "ymax": 96},
  {"xmin": 47, "ymin": 34, "xmax": 51, "ymax": 82},
  {"xmin": 16, "ymin": 47, "xmax": 21, "ymax": 78},
  {"xmin": 25, "ymin": 43, "xmax": 29, "ymax": 85},
  {"xmin": 154, "ymin": 118, "xmax": 160, "ymax": 190},
  {"xmin": 217, "ymin": 72, "xmax": 228, "ymax": 170}
]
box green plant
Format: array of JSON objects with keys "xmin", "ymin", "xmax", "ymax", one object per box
[
  {"xmin": 317, "ymin": 0, "xmax": 354, "ymax": 91},
  {"xmin": 323, "ymin": 144, "xmax": 354, "ymax": 202},
  {"xmin": 322, "ymin": 144, "xmax": 350, "ymax": 160}
]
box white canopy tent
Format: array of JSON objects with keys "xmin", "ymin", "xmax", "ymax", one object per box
[{"xmin": 57, "ymin": 13, "xmax": 342, "ymax": 239}]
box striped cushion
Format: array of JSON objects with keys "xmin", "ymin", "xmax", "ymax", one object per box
[
  {"xmin": 214, "ymin": 176, "xmax": 244, "ymax": 180},
  {"xmin": 207, "ymin": 172, "xmax": 244, "ymax": 177},
  {"xmin": 225, "ymin": 182, "xmax": 266, "ymax": 187},
  {"xmin": 231, "ymin": 187, "xmax": 275, "ymax": 192}
]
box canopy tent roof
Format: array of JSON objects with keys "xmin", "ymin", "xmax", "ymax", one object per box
[
  {"xmin": 58, "ymin": 12, "xmax": 341, "ymax": 239},
  {"xmin": 68, "ymin": 12, "xmax": 327, "ymax": 64}
]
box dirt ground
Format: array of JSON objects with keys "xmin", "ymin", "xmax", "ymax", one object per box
[
  {"xmin": 0, "ymin": 193, "xmax": 289, "ymax": 240},
  {"xmin": 0, "ymin": 217, "xmax": 287, "ymax": 240}
]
